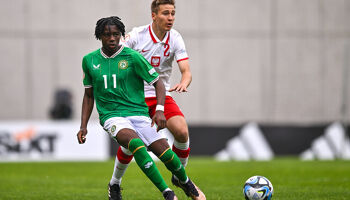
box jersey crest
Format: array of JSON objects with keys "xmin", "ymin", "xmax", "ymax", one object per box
[
  {"xmin": 150, "ymin": 56, "xmax": 160, "ymax": 67},
  {"xmin": 118, "ymin": 60, "xmax": 128, "ymax": 69}
]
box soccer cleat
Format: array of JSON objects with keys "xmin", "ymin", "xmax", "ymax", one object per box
[
  {"xmin": 163, "ymin": 190, "xmax": 178, "ymax": 200},
  {"xmin": 171, "ymin": 176, "xmax": 206, "ymax": 200},
  {"xmin": 171, "ymin": 175, "xmax": 181, "ymax": 188},
  {"xmin": 108, "ymin": 183, "xmax": 122, "ymax": 200}
]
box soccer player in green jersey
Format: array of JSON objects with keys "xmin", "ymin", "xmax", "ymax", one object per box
[{"xmin": 77, "ymin": 16, "xmax": 201, "ymax": 200}]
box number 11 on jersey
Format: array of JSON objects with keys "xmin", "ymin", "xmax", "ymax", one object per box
[{"xmin": 103, "ymin": 74, "xmax": 117, "ymax": 89}]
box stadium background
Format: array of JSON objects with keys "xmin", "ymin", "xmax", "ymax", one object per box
[{"xmin": 1, "ymin": 0, "xmax": 350, "ymax": 158}]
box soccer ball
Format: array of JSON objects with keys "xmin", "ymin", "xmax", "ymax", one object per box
[{"xmin": 243, "ymin": 175, "xmax": 273, "ymax": 200}]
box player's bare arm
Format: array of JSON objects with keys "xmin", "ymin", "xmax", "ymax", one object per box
[
  {"xmin": 152, "ymin": 79, "xmax": 167, "ymax": 131},
  {"xmin": 169, "ymin": 59, "xmax": 192, "ymax": 93},
  {"xmin": 77, "ymin": 87, "xmax": 94, "ymax": 144}
]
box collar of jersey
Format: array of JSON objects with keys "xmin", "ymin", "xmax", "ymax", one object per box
[
  {"xmin": 149, "ymin": 24, "xmax": 170, "ymax": 44},
  {"xmin": 100, "ymin": 45, "xmax": 124, "ymax": 59}
]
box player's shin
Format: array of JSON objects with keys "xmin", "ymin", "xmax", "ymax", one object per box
[
  {"xmin": 128, "ymin": 138, "xmax": 168, "ymax": 192},
  {"xmin": 159, "ymin": 148, "xmax": 188, "ymax": 183},
  {"xmin": 110, "ymin": 146, "xmax": 133, "ymax": 185},
  {"xmin": 172, "ymin": 138, "xmax": 191, "ymax": 167},
  {"xmin": 172, "ymin": 140, "xmax": 190, "ymax": 167}
]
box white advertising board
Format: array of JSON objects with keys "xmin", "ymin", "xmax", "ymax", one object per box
[{"xmin": 0, "ymin": 120, "xmax": 109, "ymax": 161}]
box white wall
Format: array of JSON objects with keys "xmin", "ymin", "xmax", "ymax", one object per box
[{"xmin": 0, "ymin": 0, "xmax": 349, "ymax": 125}]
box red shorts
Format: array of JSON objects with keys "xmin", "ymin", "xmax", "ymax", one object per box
[{"xmin": 146, "ymin": 96, "xmax": 184, "ymax": 120}]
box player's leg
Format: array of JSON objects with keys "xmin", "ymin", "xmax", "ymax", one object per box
[
  {"xmin": 105, "ymin": 117, "xmax": 177, "ymax": 200},
  {"xmin": 166, "ymin": 115, "xmax": 190, "ymax": 167},
  {"xmin": 149, "ymin": 139, "xmax": 188, "ymax": 183},
  {"xmin": 105, "ymin": 118, "xmax": 131, "ymax": 199},
  {"xmin": 130, "ymin": 115, "xmax": 188, "ymax": 183},
  {"xmin": 130, "ymin": 115, "xmax": 204, "ymax": 200},
  {"xmin": 148, "ymin": 139, "xmax": 206, "ymax": 200},
  {"xmin": 161, "ymin": 98, "xmax": 205, "ymax": 200},
  {"xmin": 110, "ymin": 146, "xmax": 133, "ymax": 186},
  {"xmin": 147, "ymin": 96, "xmax": 191, "ymax": 167}
]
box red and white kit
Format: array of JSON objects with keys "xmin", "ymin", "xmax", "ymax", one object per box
[
  {"xmin": 122, "ymin": 23, "xmax": 189, "ymax": 98},
  {"xmin": 112, "ymin": 24, "xmax": 192, "ymax": 189}
]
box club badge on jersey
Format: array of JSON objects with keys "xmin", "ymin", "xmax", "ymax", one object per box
[
  {"xmin": 118, "ymin": 60, "xmax": 129, "ymax": 69},
  {"xmin": 151, "ymin": 56, "xmax": 160, "ymax": 67}
]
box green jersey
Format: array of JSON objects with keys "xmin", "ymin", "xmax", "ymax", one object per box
[{"xmin": 82, "ymin": 46, "xmax": 159, "ymax": 125}]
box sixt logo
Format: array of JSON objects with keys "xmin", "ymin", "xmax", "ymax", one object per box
[{"xmin": 0, "ymin": 127, "xmax": 57, "ymax": 155}]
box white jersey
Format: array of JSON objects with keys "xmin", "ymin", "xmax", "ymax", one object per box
[{"xmin": 122, "ymin": 23, "xmax": 188, "ymax": 97}]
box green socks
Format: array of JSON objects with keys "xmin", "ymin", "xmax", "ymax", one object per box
[
  {"xmin": 159, "ymin": 148, "xmax": 188, "ymax": 183},
  {"xmin": 128, "ymin": 138, "xmax": 168, "ymax": 192},
  {"xmin": 128, "ymin": 138, "xmax": 189, "ymax": 193}
]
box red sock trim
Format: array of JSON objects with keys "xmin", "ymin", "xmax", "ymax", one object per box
[
  {"xmin": 117, "ymin": 146, "xmax": 133, "ymax": 164},
  {"xmin": 172, "ymin": 145, "xmax": 190, "ymax": 158}
]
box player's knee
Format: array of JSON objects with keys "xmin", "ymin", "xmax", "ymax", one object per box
[
  {"xmin": 173, "ymin": 128, "xmax": 189, "ymax": 143},
  {"xmin": 128, "ymin": 138, "xmax": 145, "ymax": 153}
]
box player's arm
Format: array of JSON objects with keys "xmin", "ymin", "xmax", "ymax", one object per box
[
  {"xmin": 152, "ymin": 79, "xmax": 166, "ymax": 131},
  {"xmin": 77, "ymin": 87, "xmax": 94, "ymax": 144},
  {"xmin": 169, "ymin": 59, "xmax": 192, "ymax": 93}
]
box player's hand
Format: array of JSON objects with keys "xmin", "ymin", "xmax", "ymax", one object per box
[
  {"xmin": 169, "ymin": 83, "xmax": 188, "ymax": 93},
  {"xmin": 77, "ymin": 128, "xmax": 87, "ymax": 144},
  {"xmin": 151, "ymin": 111, "xmax": 167, "ymax": 131}
]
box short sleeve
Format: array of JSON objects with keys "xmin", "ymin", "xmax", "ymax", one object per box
[
  {"xmin": 173, "ymin": 33, "xmax": 189, "ymax": 62},
  {"xmin": 82, "ymin": 56, "xmax": 92, "ymax": 88}
]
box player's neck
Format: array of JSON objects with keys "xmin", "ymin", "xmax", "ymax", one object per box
[
  {"xmin": 152, "ymin": 23, "xmax": 167, "ymax": 41},
  {"xmin": 102, "ymin": 45, "xmax": 121, "ymax": 57}
]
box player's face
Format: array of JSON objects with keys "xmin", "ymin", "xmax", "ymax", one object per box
[
  {"xmin": 152, "ymin": 4, "xmax": 175, "ymax": 32},
  {"xmin": 101, "ymin": 25, "xmax": 121, "ymax": 52}
]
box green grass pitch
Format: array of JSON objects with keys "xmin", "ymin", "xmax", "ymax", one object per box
[{"xmin": 0, "ymin": 157, "xmax": 349, "ymax": 199}]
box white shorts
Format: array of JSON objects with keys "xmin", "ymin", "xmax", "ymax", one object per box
[{"xmin": 103, "ymin": 116, "xmax": 164, "ymax": 146}]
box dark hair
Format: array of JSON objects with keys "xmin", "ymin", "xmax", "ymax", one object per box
[
  {"xmin": 151, "ymin": 0, "xmax": 175, "ymax": 13},
  {"xmin": 94, "ymin": 16, "xmax": 125, "ymax": 40}
]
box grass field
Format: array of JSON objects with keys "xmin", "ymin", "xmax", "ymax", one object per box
[{"xmin": 0, "ymin": 157, "xmax": 349, "ymax": 200}]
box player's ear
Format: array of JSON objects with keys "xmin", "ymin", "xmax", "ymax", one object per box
[{"xmin": 152, "ymin": 12, "xmax": 156, "ymax": 20}]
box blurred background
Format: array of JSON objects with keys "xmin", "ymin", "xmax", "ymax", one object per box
[{"xmin": 1, "ymin": 0, "xmax": 350, "ymax": 161}]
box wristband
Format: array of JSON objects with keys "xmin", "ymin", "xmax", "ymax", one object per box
[{"xmin": 156, "ymin": 105, "xmax": 164, "ymax": 112}]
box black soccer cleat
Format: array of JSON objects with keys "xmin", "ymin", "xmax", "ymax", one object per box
[
  {"xmin": 171, "ymin": 175, "xmax": 181, "ymax": 188},
  {"xmin": 163, "ymin": 190, "xmax": 178, "ymax": 200},
  {"xmin": 171, "ymin": 175, "xmax": 206, "ymax": 200},
  {"xmin": 108, "ymin": 183, "xmax": 122, "ymax": 200}
]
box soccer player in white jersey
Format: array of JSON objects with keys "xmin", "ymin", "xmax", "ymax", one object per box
[{"xmin": 110, "ymin": 1, "xmax": 205, "ymax": 200}]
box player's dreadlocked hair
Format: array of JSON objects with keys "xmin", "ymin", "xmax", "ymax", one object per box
[
  {"xmin": 94, "ymin": 16, "xmax": 125, "ymax": 40},
  {"xmin": 151, "ymin": 0, "xmax": 175, "ymax": 13}
]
